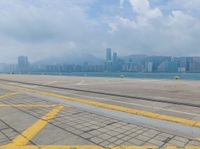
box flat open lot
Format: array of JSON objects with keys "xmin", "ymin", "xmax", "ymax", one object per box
[
  {"xmin": 0, "ymin": 74, "xmax": 200, "ymax": 148},
  {"xmin": 0, "ymin": 74, "xmax": 200, "ymax": 104},
  {"xmin": 1, "ymin": 74, "xmax": 200, "ymax": 120}
]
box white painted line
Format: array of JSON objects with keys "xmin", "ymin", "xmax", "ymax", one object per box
[
  {"xmin": 42, "ymin": 81, "xmax": 58, "ymax": 85},
  {"xmin": 76, "ymin": 80, "xmax": 87, "ymax": 85}
]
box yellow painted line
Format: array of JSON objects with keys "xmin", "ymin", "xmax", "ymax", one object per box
[
  {"xmin": 0, "ymin": 145, "xmax": 158, "ymax": 149},
  {"xmin": 196, "ymin": 138, "xmax": 200, "ymax": 142},
  {"xmin": 163, "ymin": 147, "xmax": 200, "ymax": 149},
  {"xmin": 0, "ymin": 104, "xmax": 60, "ymax": 108},
  {"xmin": 10, "ymin": 104, "xmax": 65, "ymax": 146},
  {"xmin": 1, "ymin": 145, "xmax": 200, "ymax": 149},
  {"xmin": 0, "ymin": 83, "xmax": 200, "ymax": 128},
  {"xmin": 0, "ymin": 92, "xmax": 20, "ymax": 100}
]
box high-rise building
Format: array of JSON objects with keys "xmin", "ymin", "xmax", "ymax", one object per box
[
  {"xmin": 106, "ymin": 48, "xmax": 112, "ymax": 62},
  {"xmin": 113, "ymin": 52, "xmax": 117, "ymax": 62},
  {"xmin": 18, "ymin": 56, "xmax": 29, "ymax": 67},
  {"xmin": 188, "ymin": 57, "xmax": 200, "ymax": 72},
  {"xmin": 177, "ymin": 57, "xmax": 186, "ymax": 73},
  {"xmin": 18, "ymin": 56, "xmax": 29, "ymax": 72},
  {"xmin": 157, "ymin": 61, "xmax": 169, "ymax": 72},
  {"xmin": 147, "ymin": 62, "xmax": 153, "ymax": 72}
]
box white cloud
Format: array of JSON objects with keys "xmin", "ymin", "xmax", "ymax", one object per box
[
  {"xmin": 0, "ymin": 0, "xmax": 103, "ymax": 62},
  {"xmin": 120, "ymin": 0, "xmax": 125, "ymax": 9},
  {"xmin": 0, "ymin": 0, "xmax": 200, "ymax": 63},
  {"xmin": 129, "ymin": 0, "xmax": 150, "ymax": 15},
  {"xmin": 105, "ymin": 0, "xmax": 200, "ymax": 56}
]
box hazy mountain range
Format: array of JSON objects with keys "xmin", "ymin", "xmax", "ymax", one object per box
[
  {"xmin": 33, "ymin": 53, "xmax": 152, "ymax": 66},
  {"xmin": 34, "ymin": 53, "xmax": 104, "ymax": 65}
]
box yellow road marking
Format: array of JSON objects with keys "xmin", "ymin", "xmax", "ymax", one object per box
[
  {"xmin": 0, "ymin": 83, "xmax": 199, "ymax": 128},
  {"xmin": 0, "ymin": 92, "xmax": 20, "ymax": 100},
  {"xmin": 0, "ymin": 145, "xmax": 158, "ymax": 149},
  {"xmin": 0, "ymin": 104, "xmax": 60, "ymax": 108},
  {"xmin": 196, "ymin": 138, "xmax": 200, "ymax": 142},
  {"xmin": 163, "ymin": 147, "xmax": 200, "ymax": 149},
  {"xmin": 10, "ymin": 104, "xmax": 65, "ymax": 146},
  {"xmin": 0, "ymin": 84, "xmax": 199, "ymax": 148},
  {"xmin": 1, "ymin": 145, "xmax": 200, "ymax": 149}
]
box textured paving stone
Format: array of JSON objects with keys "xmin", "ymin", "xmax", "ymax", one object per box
[
  {"xmin": 128, "ymin": 138, "xmax": 144, "ymax": 145},
  {"xmin": 187, "ymin": 140, "xmax": 200, "ymax": 146},
  {"xmin": 136, "ymin": 135, "xmax": 151, "ymax": 142},
  {"xmin": 0, "ymin": 121, "xmax": 8, "ymax": 130},
  {"xmin": 99, "ymin": 141, "xmax": 110, "ymax": 146},
  {"xmin": 173, "ymin": 136, "xmax": 189, "ymax": 143},
  {"xmin": 80, "ymin": 133, "xmax": 93, "ymax": 139},
  {"xmin": 148, "ymin": 139, "xmax": 164, "ymax": 146},
  {"xmin": 98, "ymin": 133, "xmax": 112, "ymax": 140},
  {"xmin": 167, "ymin": 139, "xmax": 187, "ymax": 147},
  {"xmin": 0, "ymin": 87, "xmax": 199, "ymax": 147},
  {"xmin": 90, "ymin": 137, "xmax": 103, "ymax": 144},
  {"xmin": 0, "ymin": 132, "xmax": 9, "ymax": 144}
]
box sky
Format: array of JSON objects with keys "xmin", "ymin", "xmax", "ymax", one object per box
[{"xmin": 0, "ymin": 0, "xmax": 200, "ymax": 63}]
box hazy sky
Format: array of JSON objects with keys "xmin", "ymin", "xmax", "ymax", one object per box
[{"xmin": 0, "ymin": 0, "xmax": 200, "ymax": 63}]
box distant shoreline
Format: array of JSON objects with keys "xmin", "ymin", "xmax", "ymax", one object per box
[{"xmin": 1, "ymin": 72, "xmax": 200, "ymax": 81}]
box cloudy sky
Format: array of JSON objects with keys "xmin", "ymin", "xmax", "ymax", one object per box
[{"xmin": 0, "ymin": 0, "xmax": 200, "ymax": 63}]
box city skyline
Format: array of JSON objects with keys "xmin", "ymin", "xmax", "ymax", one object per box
[
  {"xmin": 1, "ymin": 48, "xmax": 200, "ymax": 73},
  {"xmin": 2, "ymin": 50, "xmax": 200, "ymax": 65}
]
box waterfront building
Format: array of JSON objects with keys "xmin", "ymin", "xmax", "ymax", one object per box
[
  {"xmin": 188, "ymin": 57, "xmax": 200, "ymax": 72},
  {"xmin": 18, "ymin": 56, "xmax": 29, "ymax": 72},
  {"xmin": 147, "ymin": 62, "xmax": 153, "ymax": 72},
  {"xmin": 177, "ymin": 57, "xmax": 186, "ymax": 72},
  {"xmin": 113, "ymin": 52, "xmax": 117, "ymax": 63},
  {"xmin": 106, "ymin": 48, "xmax": 112, "ymax": 62}
]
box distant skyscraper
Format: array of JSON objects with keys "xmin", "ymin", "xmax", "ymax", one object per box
[
  {"xmin": 177, "ymin": 57, "xmax": 186, "ymax": 73},
  {"xmin": 113, "ymin": 52, "xmax": 117, "ymax": 62},
  {"xmin": 18, "ymin": 56, "xmax": 29, "ymax": 72},
  {"xmin": 106, "ymin": 48, "xmax": 112, "ymax": 62},
  {"xmin": 147, "ymin": 62, "xmax": 153, "ymax": 72},
  {"xmin": 188, "ymin": 57, "xmax": 200, "ymax": 72}
]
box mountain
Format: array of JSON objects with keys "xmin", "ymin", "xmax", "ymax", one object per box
[
  {"xmin": 122, "ymin": 54, "xmax": 147, "ymax": 63},
  {"xmin": 34, "ymin": 53, "xmax": 103, "ymax": 65}
]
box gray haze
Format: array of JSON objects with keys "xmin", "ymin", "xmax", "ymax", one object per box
[{"xmin": 0, "ymin": 0, "xmax": 200, "ymax": 63}]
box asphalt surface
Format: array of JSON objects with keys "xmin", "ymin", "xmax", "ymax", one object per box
[{"xmin": 1, "ymin": 74, "xmax": 200, "ymax": 104}]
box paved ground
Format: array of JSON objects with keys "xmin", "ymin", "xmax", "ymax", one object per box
[
  {"xmin": 1, "ymin": 74, "xmax": 200, "ymax": 121},
  {"xmin": 0, "ymin": 88, "xmax": 200, "ymax": 148},
  {"xmin": 0, "ymin": 74, "xmax": 200, "ymax": 104},
  {"xmin": 0, "ymin": 74, "xmax": 200, "ymax": 148}
]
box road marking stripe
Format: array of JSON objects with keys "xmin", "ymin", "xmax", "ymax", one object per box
[
  {"xmin": 42, "ymin": 81, "xmax": 58, "ymax": 85},
  {"xmin": 0, "ymin": 92, "xmax": 20, "ymax": 100},
  {"xmin": 196, "ymin": 137, "xmax": 200, "ymax": 142},
  {"xmin": 10, "ymin": 104, "xmax": 65, "ymax": 146},
  {"xmin": 0, "ymin": 145, "xmax": 158, "ymax": 149},
  {"xmin": 1, "ymin": 83, "xmax": 200, "ymax": 128},
  {"xmin": 0, "ymin": 104, "xmax": 60, "ymax": 108},
  {"xmin": 1, "ymin": 145, "xmax": 200, "ymax": 149}
]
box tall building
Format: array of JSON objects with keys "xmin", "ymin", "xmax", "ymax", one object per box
[
  {"xmin": 18, "ymin": 56, "xmax": 29, "ymax": 67},
  {"xmin": 106, "ymin": 48, "xmax": 112, "ymax": 62},
  {"xmin": 157, "ymin": 61, "xmax": 169, "ymax": 72},
  {"xmin": 18, "ymin": 56, "xmax": 29, "ymax": 72},
  {"xmin": 147, "ymin": 62, "xmax": 153, "ymax": 72},
  {"xmin": 113, "ymin": 52, "xmax": 117, "ymax": 62},
  {"xmin": 188, "ymin": 57, "xmax": 200, "ymax": 72},
  {"xmin": 177, "ymin": 57, "xmax": 186, "ymax": 73}
]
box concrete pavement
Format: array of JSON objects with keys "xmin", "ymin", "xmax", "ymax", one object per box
[
  {"xmin": 0, "ymin": 75, "xmax": 200, "ymax": 148},
  {"xmin": 0, "ymin": 90, "xmax": 200, "ymax": 148}
]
